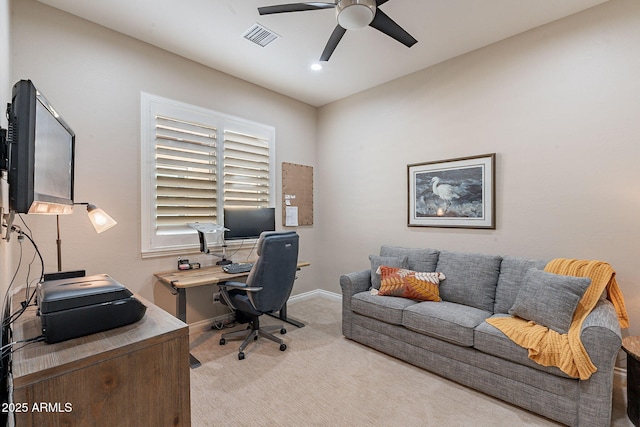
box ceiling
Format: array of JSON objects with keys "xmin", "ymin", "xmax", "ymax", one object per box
[{"xmin": 37, "ymin": 0, "xmax": 609, "ymax": 107}]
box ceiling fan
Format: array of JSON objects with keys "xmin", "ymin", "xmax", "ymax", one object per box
[{"xmin": 258, "ymin": 0, "xmax": 418, "ymax": 61}]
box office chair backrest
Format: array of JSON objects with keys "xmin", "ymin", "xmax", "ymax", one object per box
[{"xmin": 246, "ymin": 231, "xmax": 299, "ymax": 313}]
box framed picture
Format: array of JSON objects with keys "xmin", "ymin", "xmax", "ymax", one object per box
[{"xmin": 408, "ymin": 153, "xmax": 495, "ymax": 229}]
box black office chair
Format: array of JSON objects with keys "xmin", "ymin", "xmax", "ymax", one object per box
[{"xmin": 218, "ymin": 231, "xmax": 299, "ymax": 360}]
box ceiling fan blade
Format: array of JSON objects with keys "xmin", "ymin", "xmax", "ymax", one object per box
[
  {"xmin": 369, "ymin": 9, "xmax": 417, "ymax": 48},
  {"xmin": 320, "ymin": 25, "xmax": 347, "ymax": 61},
  {"xmin": 258, "ymin": 2, "xmax": 336, "ymax": 15}
]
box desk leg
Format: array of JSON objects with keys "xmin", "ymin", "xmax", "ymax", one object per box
[
  {"xmin": 267, "ymin": 302, "xmax": 305, "ymax": 329},
  {"xmin": 174, "ymin": 287, "xmax": 202, "ymax": 369}
]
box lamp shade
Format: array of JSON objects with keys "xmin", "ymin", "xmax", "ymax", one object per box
[{"xmin": 86, "ymin": 204, "xmax": 117, "ymax": 233}]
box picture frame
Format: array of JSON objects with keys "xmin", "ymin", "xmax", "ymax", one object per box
[{"xmin": 408, "ymin": 153, "xmax": 496, "ymax": 229}]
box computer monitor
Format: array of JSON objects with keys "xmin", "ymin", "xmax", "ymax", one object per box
[
  {"xmin": 6, "ymin": 80, "xmax": 75, "ymax": 215},
  {"xmin": 223, "ymin": 207, "xmax": 275, "ymax": 240}
]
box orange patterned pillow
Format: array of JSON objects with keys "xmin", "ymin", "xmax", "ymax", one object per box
[{"xmin": 375, "ymin": 266, "xmax": 445, "ymax": 302}]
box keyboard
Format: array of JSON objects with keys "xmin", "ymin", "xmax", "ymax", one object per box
[{"xmin": 222, "ymin": 262, "xmax": 254, "ymax": 274}]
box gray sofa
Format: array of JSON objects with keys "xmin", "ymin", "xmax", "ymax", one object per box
[{"xmin": 340, "ymin": 245, "xmax": 623, "ymax": 426}]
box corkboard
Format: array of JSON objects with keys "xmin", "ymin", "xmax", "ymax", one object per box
[{"xmin": 282, "ymin": 162, "xmax": 313, "ymax": 226}]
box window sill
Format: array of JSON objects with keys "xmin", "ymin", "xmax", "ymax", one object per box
[{"xmin": 141, "ymin": 239, "xmax": 259, "ymax": 259}]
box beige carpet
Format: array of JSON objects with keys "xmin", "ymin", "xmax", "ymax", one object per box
[{"xmin": 189, "ymin": 295, "xmax": 633, "ymax": 427}]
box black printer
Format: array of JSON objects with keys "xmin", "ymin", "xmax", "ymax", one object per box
[{"xmin": 37, "ymin": 273, "xmax": 146, "ymax": 343}]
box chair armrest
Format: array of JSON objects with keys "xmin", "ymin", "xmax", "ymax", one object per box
[
  {"xmin": 218, "ymin": 281, "xmax": 263, "ymax": 292},
  {"xmin": 217, "ymin": 281, "xmax": 264, "ymax": 310}
]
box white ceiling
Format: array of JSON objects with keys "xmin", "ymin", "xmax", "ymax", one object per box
[{"xmin": 37, "ymin": 0, "xmax": 609, "ymax": 107}]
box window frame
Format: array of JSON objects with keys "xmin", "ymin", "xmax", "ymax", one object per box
[{"xmin": 140, "ymin": 92, "xmax": 275, "ymax": 257}]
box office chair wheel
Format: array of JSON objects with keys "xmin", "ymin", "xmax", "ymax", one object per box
[
  {"xmin": 280, "ymin": 328, "xmax": 286, "ymax": 335},
  {"xmin": 219, "ymin": 338, "xmax": 226, "ymax": 345},
  {"xmin": 238, "ymin": 352, "xmax": 245, "ymax": 360},
  {"xmin": 280, "ymin": 344, "xmax": 287, "ymax": 351}
]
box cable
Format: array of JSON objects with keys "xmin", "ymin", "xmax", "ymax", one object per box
[
  {"xmin": 0, "ymin": 224, "xmax": 25, "ymax": 364},
  {"xmin": 224, "ymin": 239, "xmax": 261, "ymax": 262},
  {"xmin": 224, "ymin": 240, "xmax": 245, "ymax": 260},
  {"xmin": 15, "ymin": 225, "xmax": 45, "ymax": 283},
  {"xmin": 0, "ymin": 217, "xmax": 45, "ymax": 378},
  {"xmin": 0, "ymin": 221, "xmax": 45, "ymax": 330},
  {"xmin": 2, "ymin": 278, "xmax": 39, "ymax": 329},
  {"xmin": 1, "ymin": 227, "xmax": 24, "ymax": 325},
  {"xmin": 211, "ymin": 319, "xmax": 236, "ymax": 330},
  {"xmin": 0, "ymin": 335, "xmax": 46, "ymax": 360},
  {"xmin": 245, "ymin": 239, "xmax": 260, "ymax": 261},
  {"xmin": 17, "ymin": 216, "xmax": 38, "ymax": 302}
]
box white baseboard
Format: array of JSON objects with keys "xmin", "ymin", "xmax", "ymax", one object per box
[{"xmin": 288, "ymin": 289, "xmax": 342, "ymax": 304}]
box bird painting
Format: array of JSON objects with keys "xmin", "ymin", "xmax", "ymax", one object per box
[
  {"xmin": 409, "ymin": 154, "xmax": 495, "ymax": 227},
  {"xmin": 414, "ymin": 169, "xmax": 483, "ymax": 218},
  {"xmin": 430, "ymin": 176, "xmax": 460, "ymax": 213}
]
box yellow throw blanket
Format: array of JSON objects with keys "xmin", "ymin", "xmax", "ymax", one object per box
[{"xmin": 486, "ymin": 258, "xmax": 629, "ymax": 380}]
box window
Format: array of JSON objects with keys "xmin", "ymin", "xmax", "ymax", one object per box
[{"xmin": 141, "ymin": 93, "xmax": 275, "ymax": 255}]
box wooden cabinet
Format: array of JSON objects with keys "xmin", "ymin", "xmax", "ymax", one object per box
[{"xmin": 10, "ymin": 294, "xmax": 191, "ymax": 426}]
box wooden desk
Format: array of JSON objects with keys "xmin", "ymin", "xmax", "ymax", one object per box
[
  {"xmin": 10, "ymin": 294, "xmax": 191, "ymax": 427},
  {"xmin": 154, "ymin": 261, "xmax": 310, "ymax": 288},
  {"xmin": 154, "ymin": 262, "xmax": 309, "ymax": 368}
]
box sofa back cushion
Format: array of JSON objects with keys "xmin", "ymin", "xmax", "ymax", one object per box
[
  {"xmin": 368, "ymin": 255, "xmax": 408, "ymax": 290},
  {"xmin": 494, "ymin": 256, "xmax": 549, "ymax": 314},
  {"xmin": 380, "ymin": 245, "xmax": 439, "ymax": 272},
  {"xmin": 435, "ymin": 251, "xmax": 502, "ymax": 312}
]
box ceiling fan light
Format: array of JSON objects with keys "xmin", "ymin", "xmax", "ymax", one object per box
[{"xmin": 337, "ymin": 0, "xmax": 376, "ymax": 30}]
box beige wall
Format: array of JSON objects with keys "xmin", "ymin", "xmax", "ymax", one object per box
[
  {"xmin": 5, "ymin": 0, "xmax": 640, "ymax": 340},
  {"xmin": 7, "ymin": 0, "xmax": 318, "ymax": 323},
  {"xmin": 318, "ymin": 0, "xmax": 640, "ymax": 336}
]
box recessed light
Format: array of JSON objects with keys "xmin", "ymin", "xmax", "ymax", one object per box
[{"xmin": 310, "ymin": 63, "xmax": 323, "ymax": 71}]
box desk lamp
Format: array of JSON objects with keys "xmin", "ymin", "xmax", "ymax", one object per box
[
  {"xmin": 56, "ymin": 202, "xmax": 117, "ymax": 271},
  {"xmin": 187, "ymin": 222, "xmax": 232, "ymax": 265}
]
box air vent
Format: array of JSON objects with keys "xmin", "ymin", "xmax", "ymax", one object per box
[{"xmin": 242, "ymin": 23, "xmax": 280, "ymax": 47}]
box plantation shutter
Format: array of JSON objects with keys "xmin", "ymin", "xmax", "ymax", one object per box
[
  {"xmin": 223, "ymin": 130, "xmax": 270, "ymax": 208},
  {"xmin": 154, "ymin": 115, "xmax": 217, "ymax": 235},
  {"xmin": 142, "ymin": 93, "xmax": 275, "ymax": 255}
]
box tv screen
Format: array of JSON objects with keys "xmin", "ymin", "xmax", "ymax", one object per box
[
  {"xmin": 224, "ymin": 207, "xmax": 275, "ymax": 240},
  {"xmin": 7, "ymin": 80, "xmax": 75, "ymax": 214}
]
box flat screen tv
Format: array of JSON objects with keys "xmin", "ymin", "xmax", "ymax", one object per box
[
  {"xmin": 7, "ymin": 80, "xmax": 75, "ymax": 214},
  {"xmin": 223, "ymin": 207, "xmax": 275, "ymax": 240}
]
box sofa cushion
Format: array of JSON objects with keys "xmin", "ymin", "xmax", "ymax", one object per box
[
  {"xmin": 435, "ymin": 251, "xmax": 502, "ymax": 312},
  {"xmin": 377, "ymin": 266, "xmax": 444, "ymax": 302},
  {"xmin": 351, "ymin": 291, "xmax": 419, "ymax": 325},
  {"xmin": 474, "ymin": 314, "xmax": 574, "ymax": 378},
  {"xmin": 508, "ymin": 269, "xmax": 591, "ymax": 334},
  {"xmin": 369, "ymin": 255, "xmax": 408, "ymax": 289},
  {"xmin": 494, "ymin": 256, "xmax": 549, "ymax": 314},
  {"xmin": 380, "ymin": 245, "xmax": 439, "ymax": 272},
  {"xmin": 403, "ymin": 301, "xmax": 492, "ymax": 347}
]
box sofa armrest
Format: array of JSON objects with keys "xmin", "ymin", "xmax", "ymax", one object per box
[
  {"xmin": 339, "ymin": 269, "xmax": 371, "ymax": 339},
  {"xmin": 340, "ymin": 269, "xmax": 372, "ymax": 297},
  {"xmin": 580, "ymin": 299, "xmax": 622, "ymax": 361},
  {"xmin": 576, "ymin": 299, "xmax": 623, "ymax": 426},
  {"xmin": 580, "ymin": 299, "xmax": 622, "ymax": 370}
]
